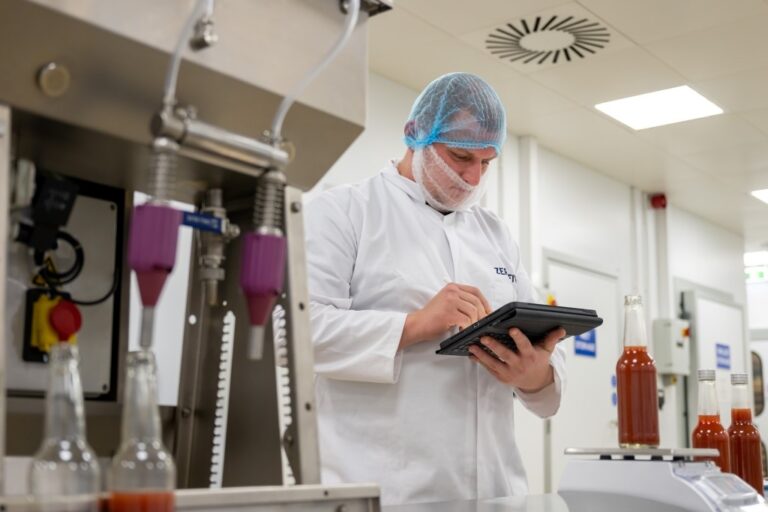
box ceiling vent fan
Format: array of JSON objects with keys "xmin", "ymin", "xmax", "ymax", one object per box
[{"xmin": 485, "ymin": 15, "xmax": 610, "ymax": 65}]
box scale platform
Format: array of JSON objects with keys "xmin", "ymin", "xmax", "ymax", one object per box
[
  {"xmin": 560, "ymin": 447, "xmax": 767, "ymax": 512},
  {"xmin": 565, "ymin": 447, "xmax": 719, "ymax": 460}
]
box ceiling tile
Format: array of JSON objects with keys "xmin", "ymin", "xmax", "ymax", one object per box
[
  {"xmin": 681, "ymin": 142, "xmax": 768, "ymax": 176},
  {"xmin": 460, "ymin": 3, "xmax": 633, "ymax": 75},
  {"xmin": 529, "ymin": 46, "xmax": 684, "ymax": 107},
  {"xmin": 636, "ymin": 114, "xmax": 768, "ymax": 157},
  {"xmin": 369, "ymin": 7, "xmax": 578, "ymax": 128},
  {"xmin": 694, "ymin": 68, "xmax": 768, "ymax": 113},
  {"xmin": 644, "ymin": 15, "xmax": 768, "ymax": 81},
  {"xmin": 395, "ymin": 0, "xmax": 573, "ymax": 35},
  {"xmin": 528, "ymin": 107, "xmax": 677, "ymax": 190},
  {"xmin": 368, "ymin": 8, "xmax": 466, "ymax": 93},
  {"xmin": 576, "ymin": 0, "xmax": 768, "ymax": 44},
  {"xmin": 495, "ymin": 76, "xmax": 580, "ymax": 133},
  {"xmin": 739, "ymin": 108, "xmax": 768, "ymax": 137},
  {"xmin": 668, "ymin": 182, "xmax": 746, "ymax": 233}
]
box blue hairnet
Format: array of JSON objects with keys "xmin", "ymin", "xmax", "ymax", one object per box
[{"xmin": 404, "ymin": 72, "xmax": 507, "ymax": 155}]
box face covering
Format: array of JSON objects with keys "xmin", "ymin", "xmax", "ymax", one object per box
[{"xmin": 411, "ymin": 145, "xmax": 487, "ymax": 213}]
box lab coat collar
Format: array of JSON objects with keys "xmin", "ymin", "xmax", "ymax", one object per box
[
  {"xmin": 382, "ymin": 160, "xmax": 424, "ymax": 202},
  {"xmin": 382, "ymin": 160, "xmax": 463, "ymax": 220}
]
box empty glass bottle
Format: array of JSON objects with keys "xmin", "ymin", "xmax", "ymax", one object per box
[
  {"xmin": 616, "ymin": 295, "xmax": 659, "ymax": 447},
  {"xmin": 28, "ymin": 342, "xmax": 101, "ymax": 511},
  {"xmin": 692, "ymin": 369, "xmax": 730, "ymax": 471},
  {"xmin": 728, "ymin": 373, "xmax": 763, "ymax": 493},
  {"xmin": 109, "ymin": 349, "xmax": 175, "ymax": 512}
]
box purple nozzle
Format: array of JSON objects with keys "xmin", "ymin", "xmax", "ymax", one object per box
[
  {"xmin": 240, "ymin": 233, "xmax": 287, "ymax": 328},
  {"xmin": 128, "ymin": 203, "xmax": 182, "ymax": 306}
]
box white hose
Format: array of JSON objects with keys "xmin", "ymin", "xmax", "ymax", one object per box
[
  {"xmin": 202, "ymin": 0, "xmax": 215, "ymax": 18},
  {"xmin": 162, "ymin": 0, "xmax": 212, "ymax": 109},
  {"xmin": 270, "ymin": 0, "xmax": 361, "ymax": 141}
]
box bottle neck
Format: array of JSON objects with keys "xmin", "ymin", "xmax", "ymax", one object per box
[
  {"xmin": 44, "ymin": 344, "xmax": 88, "ymax": 441},
  {"xmin": 731, "ymin": 382, "xmax": 751, "ymax": 412},
  {"xmin": 697, "ymin": 380, "xmax": 720, "ymax": 417},
  {"xmin": 120, "ymin": 349, "xmax": 163, "ymax": 442},
  {"xmin": 622, "ymin": 302, "xmax": 647, "ymax": 348}
]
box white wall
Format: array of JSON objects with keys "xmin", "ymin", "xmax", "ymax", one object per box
[
  {"xmin": 308, "ymin": 73, "xmax": 418, "ymax": 194},
  {"xmin": 537, "ymin": 148, "xmax": 633, "ymax": 289},
  {"xmin": 667, "ymin": 206, "xmax": 747, "ymax": 306},
  {"xmin": 747, "ymin": 281, "xmax": 768, "ymax": 329}
]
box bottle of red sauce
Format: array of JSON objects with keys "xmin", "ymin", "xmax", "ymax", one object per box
[
  {"xmin": 691, "ymin": 369, "xmax": 730, "ymax": 472},
  {"xmin": 728, "ymin": 372, "xmax": 763, "ymax": 493},
  {"xmin": 616, "ymin": 295, "xmax": 659, "ymax": 448}
]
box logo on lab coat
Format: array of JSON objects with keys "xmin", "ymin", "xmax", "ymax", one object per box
[{"xmin": 494, "ymin": 267, "xmax": 516, "ymax": 282}]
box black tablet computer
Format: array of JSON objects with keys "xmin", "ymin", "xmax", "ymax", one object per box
[{"xmin": 436, "ymin": 301, "xmax": 603, "ymax": 356}]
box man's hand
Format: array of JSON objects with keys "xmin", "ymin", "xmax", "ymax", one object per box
[
  {"xmin": 400, "ymin": 283, "xmax": 492, "ymax": 349},
  {"xmin": 468, "ymin": 327, "xmax": 565, "ymax": 392}
]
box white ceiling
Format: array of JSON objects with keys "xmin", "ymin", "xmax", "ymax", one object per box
[{"xmin": 368, "ymin": 0, "xmax": 768, "ymax": 250}]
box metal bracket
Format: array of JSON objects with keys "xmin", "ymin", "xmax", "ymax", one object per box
[{"xmin": 340, "ymin": 0, "xmax": 392, "ymax": 16}]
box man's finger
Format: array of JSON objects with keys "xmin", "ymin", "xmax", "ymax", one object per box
[
  {"xmin": 509, "ymin": 328, "xmax": 535, "ymax": 357},
  {"xmin": 458, "ymin": 291, "xmax": 486, "ymax": 320},
  {"xmin": 541, "ymin": 327, "xmax": 566, "ymax": 353},
  {"xmin": 480, "ymin": 336, "xmax": 520, "ymax": 365},
  {"xmin": 455, "ymin": 283, "xmax": 493, "ymax": 315},
  {"xmin": 454, "ymin": 297, "xmax": 481, "ymax": 325},
  {"xmin": 469, "ymin": 344, "xmax": 506, "ymax": 374}
]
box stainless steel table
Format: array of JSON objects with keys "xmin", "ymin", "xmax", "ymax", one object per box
[{"xmin": 383, "ymin": 493, "xmax": 694, "ymax": 512}]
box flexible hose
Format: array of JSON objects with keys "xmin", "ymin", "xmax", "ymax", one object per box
[
  {"xmin": 162, "ymin": 0, "xmax": 213, "ymax": 109},
  {"xmin": 270, "ymin": 0, "xmax": 361, "ymax": 141}
]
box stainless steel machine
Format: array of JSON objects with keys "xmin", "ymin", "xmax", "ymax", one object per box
[{"xmin": 0, "ymin": 0, "xmax": 389, "ymax": 509}]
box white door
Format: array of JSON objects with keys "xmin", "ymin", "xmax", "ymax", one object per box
[
  {"xmin": 546, "ymin": 257, "xmax": 621, "ymax": 490},
  {"xmin": 686, "ymin": 294, "xmax": 747, "ymax": 431}
]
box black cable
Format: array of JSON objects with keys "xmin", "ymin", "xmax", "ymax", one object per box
[
  {"xmin": 71, "ymin": 268, "xmax": 120, "ymax": 306},
  {"xmin": 36, "ymin": 231, "xmax": 85, "ymax": 286},
  {"xmin": 31, "ymin": 230, "xmax": 118, "ymax": 306}
]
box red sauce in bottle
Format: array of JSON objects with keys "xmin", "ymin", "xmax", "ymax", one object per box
[
  {"xmin": 616, "ymin": 345, "xmax": 659, "ymax": 447},
  {"xmin": 110, "ymin": 492, "xmax": 174, "ymax": 512},
  {"xmin": 728, "ymin": 408, "xmax": 763, "ymax": 493},
  {"xmin": 692, "ymin": 414, "xmax": 731, "ymax": 472}
]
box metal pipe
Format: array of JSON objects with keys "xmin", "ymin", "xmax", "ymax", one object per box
[
  {"xmin": 139, "ymin": 306, "xmax": 156, "ymax": 349},
  {"xmin": 163, "ymin": 0, "xmax": 211, "ymax": 109},
  {"xmin": 153, "ymin": 111, "xmax": 290, "ymax": 170},
  {"xmin": 0, "ymin": 104, "xmax": 11, "ymax": 494}
]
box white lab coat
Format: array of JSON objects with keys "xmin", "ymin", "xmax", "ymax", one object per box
[{"xmin": 304, "ymin": 162, "xmax": 566, "ymax": 506}]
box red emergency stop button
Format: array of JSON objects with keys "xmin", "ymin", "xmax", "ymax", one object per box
[{"xmin": 49, "ymin": 300, "xmax": 82, "ymax": 341}]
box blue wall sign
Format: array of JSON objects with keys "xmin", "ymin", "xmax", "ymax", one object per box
[
  {"xmin": 716, "ymin": 343, "xmax": 731, "ymax": 370},
  {"xmin": 574, "ymin": 330, "xmax": 597, "ymax": 358}
]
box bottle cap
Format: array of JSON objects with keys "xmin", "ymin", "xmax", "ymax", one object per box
[
  {"xmin": 624, "ymin": 295, "xmax": 642, "ymax": 306},
  {"xmin": 698, "ymin": 369, "xmax": 716, "ymax": 381},
  {"xmin": 731, "ymin": 373, "xmax": 748, "ymax": 385},
  {"xmin": 49, "ymin": 300, "xmax": 82, "ymax": 342}
]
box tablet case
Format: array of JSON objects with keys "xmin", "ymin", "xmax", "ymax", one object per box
[{"xmin": 436, "ymin": 301, "xmax": 603, "ymax": 356}]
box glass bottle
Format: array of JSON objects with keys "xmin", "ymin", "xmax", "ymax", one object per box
[
  {"xmin": 109, "ymin": 349, "xmax": 175, "ymax": 512},
  {"xmin": 28, "ymin": 342, "xmax": 101, "ymax": 511},
  {"xmin": 728, "ymin": 373, "xmax": 763, "ymax": 493},
  {"xmin": 616, "ymin": 295, "xmax": 659, "ymax": 447},
  {"xmin": 691, "ymin": 369, "xmax": 731, "ymax": 471}
]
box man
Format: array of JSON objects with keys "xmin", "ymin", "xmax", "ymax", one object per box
[{"xmin": 304, "ymin": 72, "xmax": 566, "ymax": 506}]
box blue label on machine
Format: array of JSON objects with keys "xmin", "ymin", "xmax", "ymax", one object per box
[
  {"xmin": 574, "ymin": 330, "xmax": 597, "ymax": 358},
  {"xmin": 716, "ymin": 343, "xmax": 731, "ymax": 370},
  {"xmin": 182, "ymin": 211, "xmax": 223, "ymax": 233}
]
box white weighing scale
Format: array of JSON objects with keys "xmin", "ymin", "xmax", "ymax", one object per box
[{"xmin": 559, "ymin": 448, "xmax": 768, "ymax": 512}]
